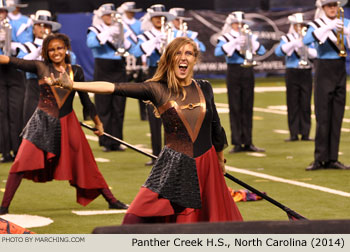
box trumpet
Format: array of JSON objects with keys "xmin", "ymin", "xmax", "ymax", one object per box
[
  {"xmin": 0, "ymin": 18, "xmax": 12, "ymax": 56},
  {"xmin": 111, "ymin": 13, "xmax": 129, "ymax": 57},
  {"xmin": 336, "ymin": 2, "xmax": 347, "ymax": 57},
  {"xmin": 159, "ymin": 16, "xmax": 173, "ymax": 54}
]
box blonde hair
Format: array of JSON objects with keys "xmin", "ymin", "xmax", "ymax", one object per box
[{"xmin": 147, "ymin": 37, "xmax": 199, "ymax": 98}]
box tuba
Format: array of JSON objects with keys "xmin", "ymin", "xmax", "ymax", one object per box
[
  {"xmin": 0, "ymin": 18, "xmax": 12, "ymax": 56},
  {"xmin": 111, "ymin": 13, "xmax": 129, "ymax": 57},
  {"xmin": 336, "ymin": 2, "xmax": 347, "ymax": 57},
  {"xmin": 159, "ymin": 16, "xmax": 173, "ymax": 54},
  {"xmin": 236, "ymin": 12, "xmax": 256, "ymax": 67}
]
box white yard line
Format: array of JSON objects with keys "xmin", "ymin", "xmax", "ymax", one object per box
[
  {"xmin": 226, "ymin": 166, "xmax": 350, "ymax": 197},
  {"xmin": 72, "ymin": 210, "xmax": 127, "ymax": 216}
]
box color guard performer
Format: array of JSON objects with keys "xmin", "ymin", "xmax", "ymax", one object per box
[
  {"xmin": 275, "ymin": 13, "xmax": 317, "ymax": 142},
  {"xmin": 15, "ymin": 10, "xmax": 62, "ymax": 125},
  {"xmin": 214, "ymin": 11, "xmax": 266, "ymax": 154},
  {"xmin": 303, "ymin": 0, "xmax": 350, "ymax": 170}
]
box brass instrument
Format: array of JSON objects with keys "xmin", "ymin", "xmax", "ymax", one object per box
[
  {"xmin": 0, "ymin": 18, "xmax": 12, "ymax": 56},
  {"xmin": 239, "ymin": 24, "xmax": 256, "ymax": 67},
  {"xmin": 111, "ymin": 13, "xmax": 129, "ymax": 57},
  {"xmin": 236, "ymin": 12, "xmax": 256, "ymax": 67},
  {"xmin": 296, "ymin": 22, "xmax": 311, "ymax": 69},
  {"xmin": 336, "ymin": 2, "xmax": 347, "ymax": 57},
  {"xmin": 179, "ymin": 20, "xmax": 188, "ymax": 37},
  {"xmin": 159, "ymin": 16, "xmax": 173, "ymax": 54}
]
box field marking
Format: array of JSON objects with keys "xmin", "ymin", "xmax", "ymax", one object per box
[
  {"xmin": 213, "ymin": 86, "xmax": 286, "ymax": 94},
  {"xmin": 72, "ymin": 210, "xmax": 127, "ymax": 216},
  {"xmin": 1, "ymin": 214, "xmax": 54, "ymax": 228},
  {"xmin": 95, "ymin": 158, "xmax": 110, "ymax": 163},
  {"xmin": 246, "ymin": 153, "xmax": 266, "ymax": 157},
  {"xmin": 273, "ymin": 129, "xmax": 289, "ymax": 134},
  {"xmin": 226, "ymin": 166, "xmax": 350, "ymax": 197}
]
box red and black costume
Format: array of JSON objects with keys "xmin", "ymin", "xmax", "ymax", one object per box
[
  {"xmin": 111, "ymin": 79, "xmax": 243, "ymax": 223},
  {"xmin": 1, "ymin": 57, "xmax": 118, "ymax": 211}
]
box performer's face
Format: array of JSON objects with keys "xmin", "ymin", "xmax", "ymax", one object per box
[
  {"xmin": 174, "ymin": 43, "xmax": 196, "ymax": 83},
  {"xmin": 231, "ymin": 22, "xmax": 240, "ymax": 31},
  {"xmin": 151, "ymin": 16, "xmax": 163, "ymax": 29},
  {"xmin": 172, "ymin": 19, "xmax": 180, "ymax": 29},
  {"xmin": 125, "ymin": 11, "xmax": 134, "ymax": 19},
  {"xmin": 102, "ymin": 13, "xmax": 113, "ymax": 26},
  {"xmin": 47, "ymin": 39, "xmax": 67, "ymax": 64},
  {"xmin": 323, "ymin": 2, "xmax": 339, "ymax": 19},
  {"xmin": 0, "ymin": 10, "xmax": 7, "ymax": 21},
  {"xmin": 33, "ymin": 23, "xmax": 52, "ymax": 39}
]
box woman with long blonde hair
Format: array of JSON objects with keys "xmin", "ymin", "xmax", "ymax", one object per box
[{"xmin": 47, "ymin": 37, "xmax": 243, "ymax": 223}]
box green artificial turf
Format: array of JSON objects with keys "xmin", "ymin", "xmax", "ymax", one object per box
[{"xmin": 0, "ymin": 76, "xmax": 349, "ymax": 233}]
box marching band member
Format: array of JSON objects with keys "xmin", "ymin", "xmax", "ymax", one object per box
[
  {"xmin": 0, "ymin": 1, "xmax": 23, "ymax": 162},
  {"xmin": 87, "ymin": 3, "xmax": 135, "ymax": 152},
  {"xmin": 214, "ymin": 11, "xmax": 266, "ymax": 154},
  {"xmin": 169, "ymin": 7, "xmax": 206, "ymax": 52},
  {"xmin": 132, "ymin": 4, "xmax": 175, "ymax": 165},
  {"xmin": 7, "ymin": 0, "xmax": 32, "ymax": 43},
  {"xmin": 117, "ymin": 1, "xmax": 147, "ymax": 121},
  {"xmin": 275, "ymin": 13, "xmax": 317, "ymax": 142},
  {"xmin": 303, "ymin": 0, "xmax": 350, "ymax": 170}
]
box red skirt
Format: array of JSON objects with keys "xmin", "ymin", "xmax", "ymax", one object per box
[
  {"xmin": 127, "ymin": 146, "xmax": 243, "ymax": 222},
  {"xmin": 10, "ymin": 111, "xmax": 108, "ymax": 206}
]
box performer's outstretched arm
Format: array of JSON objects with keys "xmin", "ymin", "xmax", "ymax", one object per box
[{"xmin": 45, "ymin": 66, "xmax": 115, "ymax": 94}]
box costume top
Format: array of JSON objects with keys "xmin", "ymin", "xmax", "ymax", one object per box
[
  {"xmin": 113, "ymin": 79, "xmax": 227, "ymax": 158},
  {"xmin": 215, "ymin": 29, "xmax": 266, "ymax": 64},
  {"xmin": 87, "ymin": 22, "xmax": 135, "ymax": 60},
  {"xmin": 8, "ymin": 57, "xmax": 97, "ymax": 156},
  {"xmin": 113, "ymin": 79, "xmax": 227, "ymax": 208},
  {"xmin": 303, "ymin": 15, "xmax": 350, "ymax": 59},
  {"xmin": 132, "ymin": 27, "xmax": 164, "ymax": 67},
  {"xmin": 275, "ymin": 31, "xmax": 317, "ymax": 68},
  {"xmin": 8, "ymin": 12, "xmax": 33, "ymax": 43}
]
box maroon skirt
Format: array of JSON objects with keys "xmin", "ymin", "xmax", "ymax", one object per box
[
  {"xmin": 10, "ymin": 111, "xmax": 108, "ymax": 206},
  {"xmin": 126, "ymin": 146, "xmax": 243, "ymax": 222}
]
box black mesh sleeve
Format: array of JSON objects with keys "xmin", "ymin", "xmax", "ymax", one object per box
[{"xmin": 8, "ymin": 57, "xmax": 39, "ymax": 74}]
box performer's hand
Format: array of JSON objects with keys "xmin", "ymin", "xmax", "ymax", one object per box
[
  {"xmin": 218, "ymin": 159, "xmax": 226, "ymax": 174},
  {"xmin": 236, "ymin": 35, "xmax": 246, "ymax": 47},
  {"xmin": 328, "ymin": 18, "xmax": 343, "ymax": 31},
  {"xmin": 94, "ymin": 123, "xmax": 104, "ymax": 136},
  {"xmin": 293, "ymin": 39, "xmax": 304, "ymax": 49},
  {"xmin": 109, "ymin": 25, "xmax": 120, "ymax": 36},
  {"xmin": 45, "ymin": 66, "xmax": 73, "ymax": 90}
]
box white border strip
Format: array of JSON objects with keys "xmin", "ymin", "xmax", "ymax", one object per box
[
  {"xmin": 226, "ymin": 166, "xmax": 350, "ymax": 197},
  {"xmin": 72, "ymin": 210, "xmax": 127, "ymax": 216}
]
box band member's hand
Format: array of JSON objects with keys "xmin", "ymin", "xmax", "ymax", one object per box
[
  {"xmin": 329, "ymin": 18, "xmax": 343, "ymax": 31},
  {"xmin": 94, "ymin": 123, "xmax": 104, "ymax": 136},
  {"xmin": 236, "ymin": 35, "xmax": 246, "ymax": 47}
]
